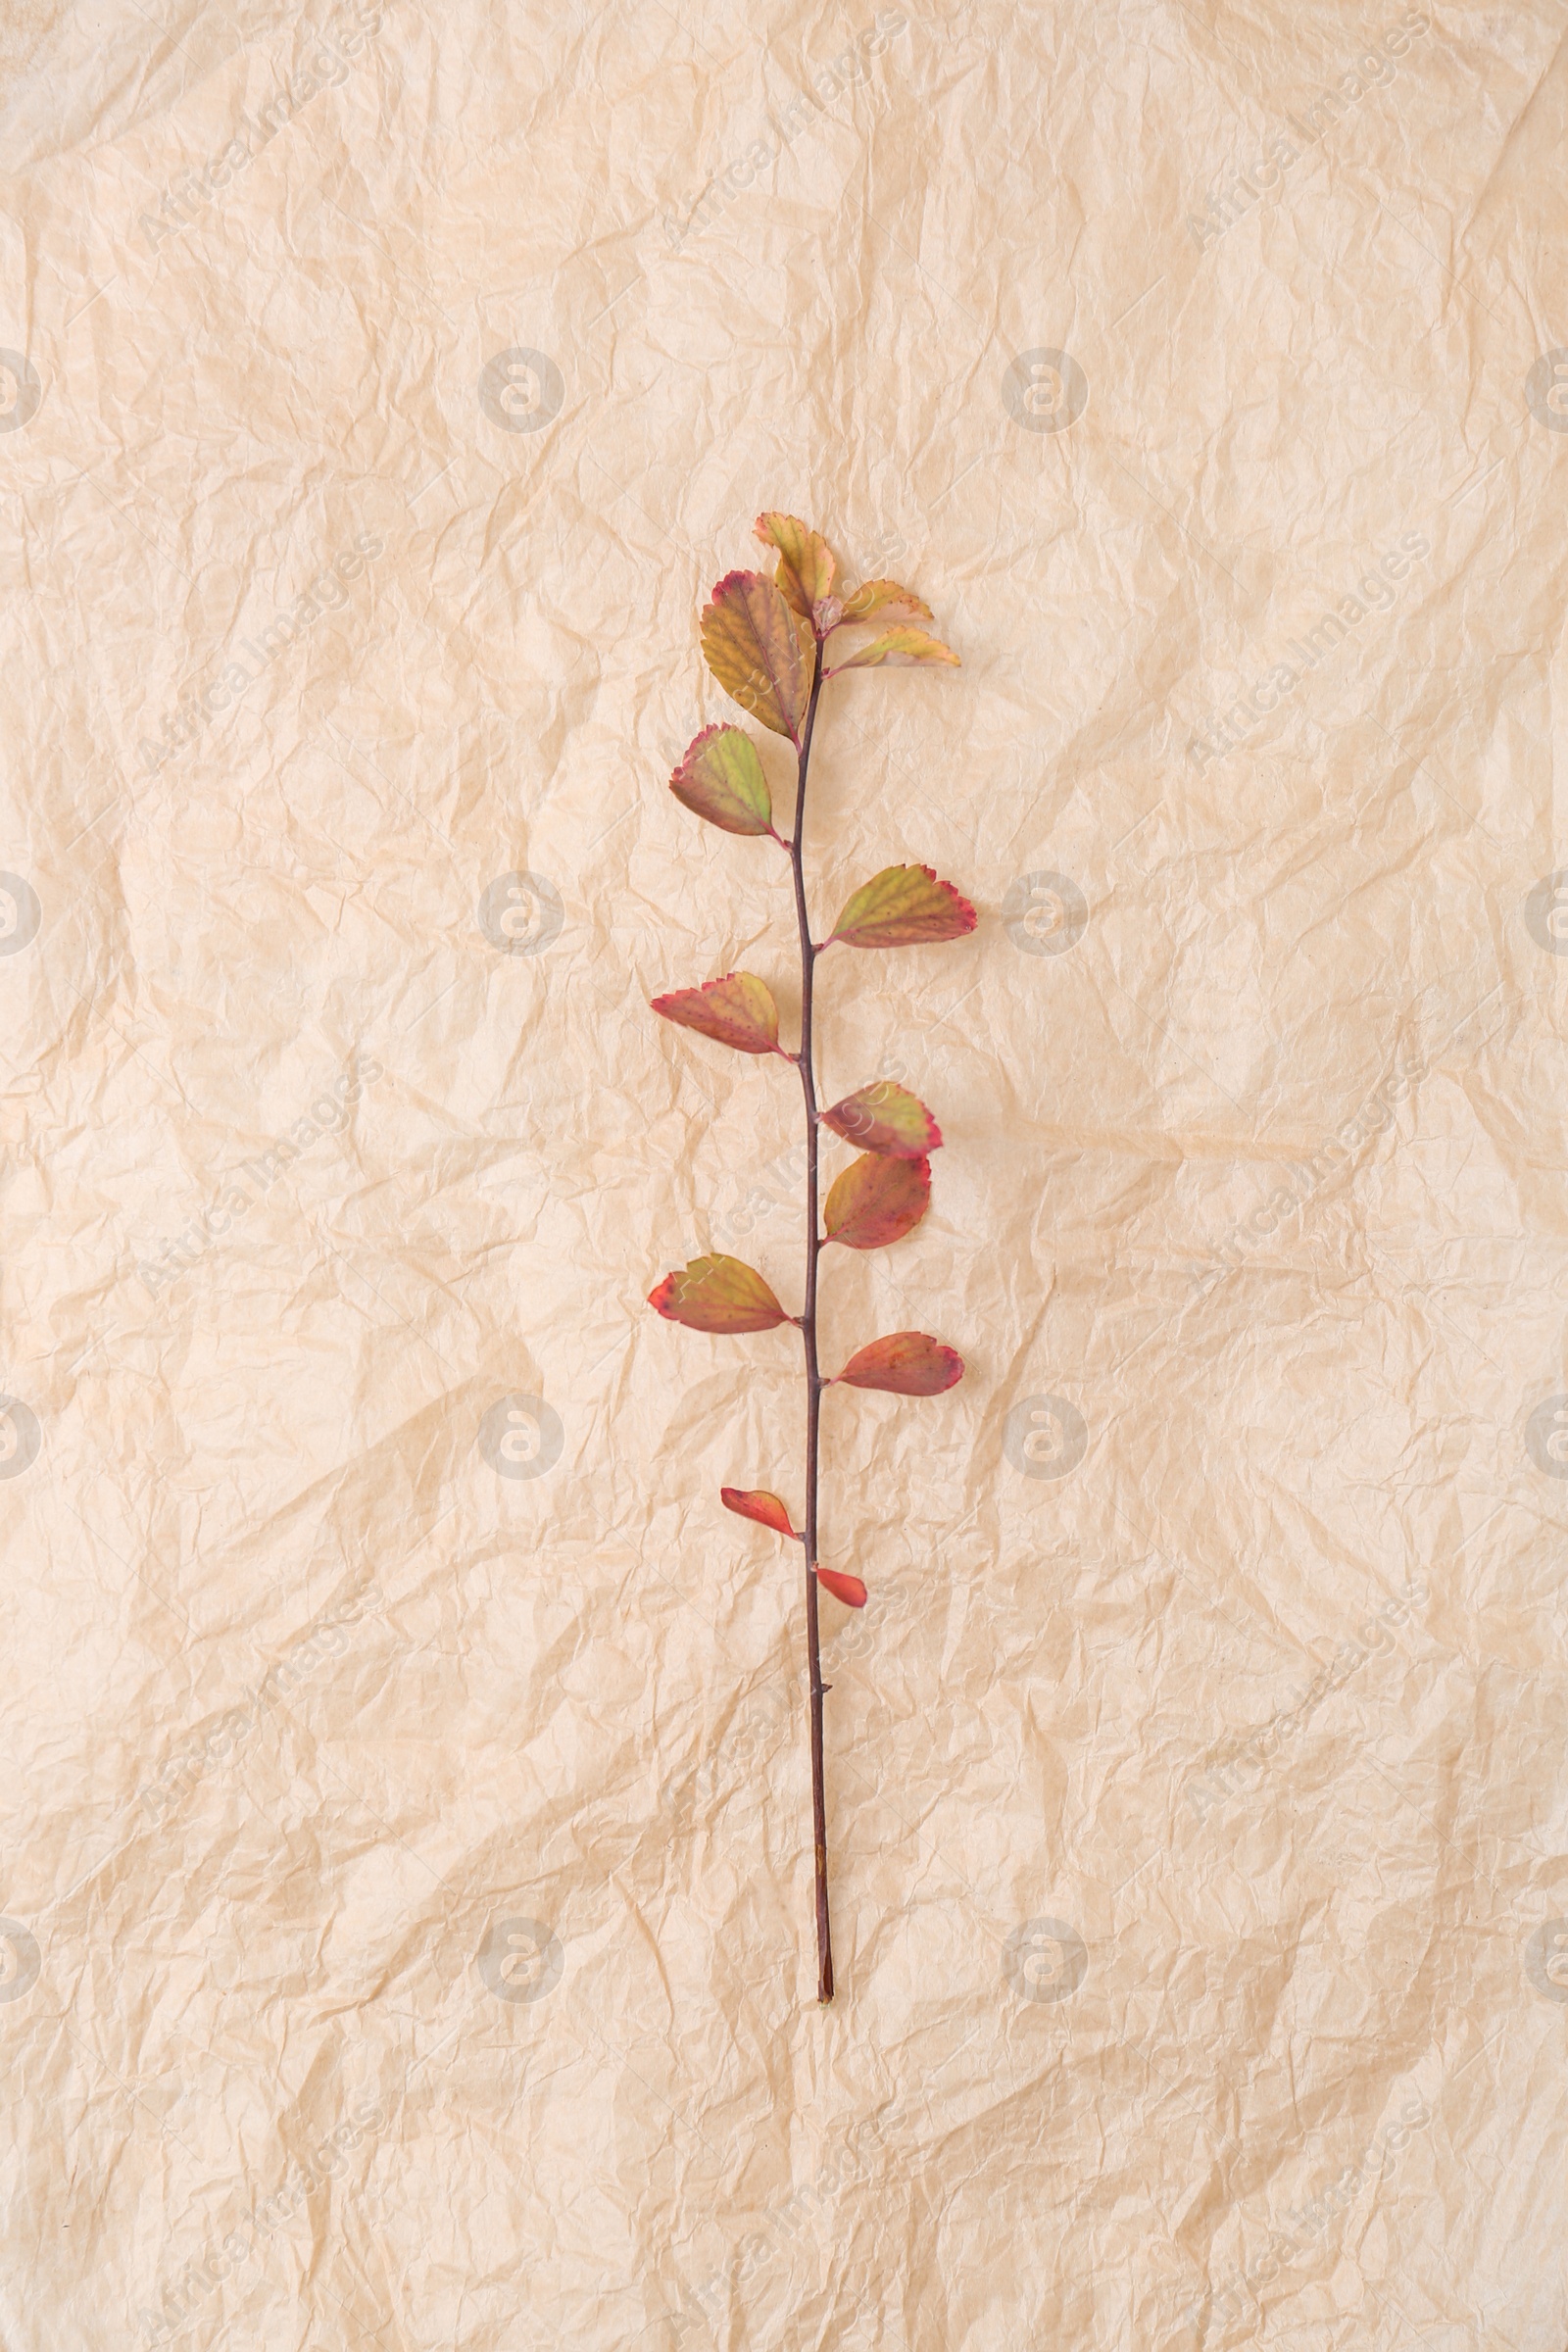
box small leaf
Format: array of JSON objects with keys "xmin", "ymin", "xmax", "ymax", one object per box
[
  {"xmin": 837, "ymin": 1333, "xmax": 964, "ymax": 1396},
  {"xmin": 721, "ymin": 1487, "xmax": 799, "ymax": 1539},
  {"xmin": 648, "ymin": 1254, "xmax": 790, "ymax": 1333},
  {"xmin": 823, "ymin": 1153, "xmax": 931, "ymax": 1250},
  {"xmin": 652, "ymin": 971, "xmax": 781, "ymax": 1055},
  {"xmin": 838, "ymin": 579, "xmax": 934, "ymax": 625},
  {"xmin": 669, "ymin": 724, "xmax": 776, "ymax": 837},
  {"xmin": 815, "ymin": 1566, "xmax": 867, "ymax": 1609},
  {"xmin": 754, "ymin": 513, "xmax": 837, "ymax": 623},
  {"xmin": 828, "ymin": 864, "xmax": 977, "ymax": 950},
  {"xmin": 700, "ymin": 570, "xmax": 813, "ymax": 742},
  {"xmin": 827, "ymin": 625, "xmax": 958, "ymax": 675},
  {"xmin": 821, "ymin": 1081, "xmax": 942, "ymax": 1158}
]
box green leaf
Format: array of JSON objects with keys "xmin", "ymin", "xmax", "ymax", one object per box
[
  {"xmin": 821, "ymin": 1081, "xmax": 941, "ymax": 1158},
  {"xmin": 669, "ymin": 724, "xmax": 777, "ymax": 837},
  {"xmin": 828, "ymin": 864, "xmax": 977, "ymax": 949},
  {"xmin": 815, "ymin": 1566, "xmax": 867, "ymax": 1609},
  {"xmin": 721, "ymin": 1487, "xmax": 799, "ymax": 1539},
  {"xmin": 822, "ymin": 1153, "xmax": 931, "ymax": 1250},
  {"xmin": 826, "ymin": 624, "xmax": 958, "ymax": 675},
  {"xmin": 651, "ymin": 971, "xmax": 781, "ymax": 1055},
  {"xmin": 835, "ymin": 1333, "xmax": 963, "ymax": 1395},
  {"xmin": 838, "ymin": 579, "xmax": 934, "ymax": 625},
  {"xmin": 648, "ymin": 1254, "xmax": 790, "ymax": 1334},
  {"xmin": 753, "ymin": 513, "xmax": 838, "ymax": 623},
  {"xmin": 700, "ymin": 569, "xmax": 813, "ymax": 742}
]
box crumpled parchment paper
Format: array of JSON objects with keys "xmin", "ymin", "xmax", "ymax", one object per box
[{"xmin": 2, "ymin": 1, "xmax": 1566, "ymax": 2344}]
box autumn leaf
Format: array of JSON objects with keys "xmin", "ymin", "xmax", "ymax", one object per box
[
  {"xmin": 815, "ymin": 1566, "xmax": 867, "ymax": 1609},
  {"xmin": 837, "ymin": 578, "xmax": 934, "ymax": 625},
  {"xmin": 827, "ymin": 864, "xmax": 977, "ymax": 950},
  {"xmin": 648, "ymin": 1254, "xmax": 791, "ymax": 1334},
  {"xmin": 822, "ymin": 1153, "xmax": 931, "ymax": 1250},
  {"xmin": 669, "ymin": 724, "xmax": 779, "ymax": 838},
  {"xmin": 821, "ymin": 1080, "xmax": 941, "ymax": 1158},
  {"xmin": 834, "ymin": 1333, "xmax": 964, "ymax": 1395},
  {"xmin": 701, "ymin": 570, "xmax": 813, "ymax": 742},
  {"xmin": 721, "ymin": 1487, "xmax": 800, "ymax": 1539},
  {"xmin": 754, "ymin": 513, "xmax": 837, "ymax": 624},
  {"xmin": 826, "ymin": 625, "xmax": 958, "ymax": 675},
  {"xmin": 652, "ymin": 971, "xmax": 782, "ymax": 1056}
]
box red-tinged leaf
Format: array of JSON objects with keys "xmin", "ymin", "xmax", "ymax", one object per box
[
  {"xmin": 648, "ymin": 1254, "xmax": 790, "ymax": 1334},
  {"xmin": 652, "ymin": 971, "xmax": 781, "ymax": 1056},
  {"xmin": 821, "ymin": 1080, "xmax": 942, "ymax": 1158},
  {"xmin": 838, "ymin": 578, "xmax": 934, "ymax": 625},
  {"xmin": 826, "ymin": 625, "xmax": 958, "ymax": 675},
  {"xmin": 700, "ymin": 570, "xmax": 813, "ymax": 743},
  {"xmin": 822, "ymin": 1153, "xmax": 931, "ymax": 1250},
  {"xmin": 753, "ymin": 513, "xmax": 837, "ymax": 623},
  {"xmin": 828, "ymin": 864, "xmax": 977, "ymax": 950},
  {"xmin": 669, "ymin": 724, "xmax": 776, "ymax": 837},
  {"xmin": 836, "ymin": 1333, "xmax": 964, "ymax": 1396},
  {"xmin": 815, "ymin": 1566, "xmax": 867, "ymax": 1609},
  {"xmin": 721, "ymin": 1487, "xmax": 799, "ymax": 1539}
]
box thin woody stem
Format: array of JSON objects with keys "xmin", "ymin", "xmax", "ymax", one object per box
[{"xmin": 788, "ymin": 638, "xmax": 833, "ymax": 2005}]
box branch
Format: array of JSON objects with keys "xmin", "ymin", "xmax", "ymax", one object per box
[{"xmin": 788, "ymin": 635, "xmax": 834, "ymax": 2006}]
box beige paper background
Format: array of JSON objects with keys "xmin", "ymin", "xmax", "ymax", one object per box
[{"xmin": 3, "ymin": 0, "xmax": 1567, "ymax": 2343}]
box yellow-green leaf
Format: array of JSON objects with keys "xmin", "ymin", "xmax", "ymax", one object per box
[
  {"xmin": 827, "ymin": 624, "xmax": 959, "ymax": 675},
  {"xmin": 822, "ymin": 1153, "xmax": 931, "ymax": 1250},
  {"xmin": 651, "ymin": 971, "xmax": 782, "ymax": 1055},
  {"xmin": 827, "ymin": 864, "xmax": 977, "ymax": 950},
  {"xmin": 669, "ymin": 724, "xmax": 777, "ymax": 837},
  {"xmin": 821, "ymin": 1081, "xmax": 941, "ymax": 1157},
  {"xmin": 754, "ymin": 513, "xmax": 837, "ymax": 622},
  {"xmin": 648, "ymin": 1254, "xmax": 790, "ymax": 1334},
  {"xmin": 700, "ymin": 569, "xmax": 813, "ymax": 742},
  {"xmin": 838, "ymin": 579, "xmax": 934, "ymax": 625}
]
